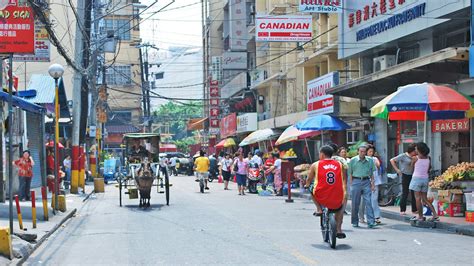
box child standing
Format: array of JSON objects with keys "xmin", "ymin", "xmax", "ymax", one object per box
[{"xmin": 409, "ymin": 142, "xmax": 439, "ymax": 222}]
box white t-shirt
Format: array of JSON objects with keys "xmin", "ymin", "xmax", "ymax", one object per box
[
  {"xmin": 220, "ymin": 158, "xmax": 232, "ymax": 172},
  {"xmin": 170, "ymin": 157, "xmax": 177, "ymax": 166},
  {"xmin": 368, "ymin": 156, "xmax": 382, "ymax": 185},
  {"xmin": 274, "ymin": 159, "xmax": 282, "ymax": 170},
  {"xmin": 160, "ymin": 157, "xmax": 169, "ymax": 167},
  {"xmin": 251, "ymin": 155, "xmax": 263, "ymax": 167}
]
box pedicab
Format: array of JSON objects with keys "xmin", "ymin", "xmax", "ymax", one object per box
[{"xmin": 117, "ymin": 133, "xmax": 170, "ymax": 208}]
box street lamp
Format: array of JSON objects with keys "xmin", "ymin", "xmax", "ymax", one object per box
[{"xmin": 48, "ymin": 63, "xmax": 64, "ymax": 212}]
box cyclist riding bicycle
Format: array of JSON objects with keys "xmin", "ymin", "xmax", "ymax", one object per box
[{"xmin": 305, "ymin": 145, "xmax": 347, "ymax": 239}]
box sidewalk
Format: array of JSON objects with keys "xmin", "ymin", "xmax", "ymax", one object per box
[
  {"xmin": 0, "ymin": 184, "xmax": 93, "ymax": 264},
  {"xmin": 291, "ymin": 189, "xmax": 474, "ymax": 237}
]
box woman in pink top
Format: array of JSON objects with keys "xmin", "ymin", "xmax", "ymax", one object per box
[
  {"xmin": 232, "ymin": 152, "xmax": 249, "ymax": 195},
  {"xmin": 409, "ymin": 142, "xmax": 439, "ymax": 222}
]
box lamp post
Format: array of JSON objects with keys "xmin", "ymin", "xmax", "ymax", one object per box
[{"xmin": 48, "ymin": 64, "xmax": 64, "ymax": 212}]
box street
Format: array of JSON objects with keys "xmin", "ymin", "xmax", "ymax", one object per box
[{"xmin": 26, "ymin": 175, "xmax": 473, "ymax": 265}]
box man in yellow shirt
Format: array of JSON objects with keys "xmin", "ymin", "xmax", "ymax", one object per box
[{"xmin": 194, "ymin": 150, "xmax": 210, "ymax": 193}]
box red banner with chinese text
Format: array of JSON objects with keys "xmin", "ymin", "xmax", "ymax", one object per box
[{"xmin": 0, "ymin": 6, "xmax": 35, "ymax": 53}]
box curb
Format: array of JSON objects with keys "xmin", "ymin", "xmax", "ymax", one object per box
[
  {"xmin": 291, "ymin": 190, "xmax": 474, "ymax": 237},
  {"xmin": 15, "ymin": 208, "xmax": 77, "ymax": 265}
]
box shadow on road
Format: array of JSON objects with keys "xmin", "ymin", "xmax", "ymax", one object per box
[
  {"xmin": 311, "ymin": 243, "xmax": 352, "ymax": 250},
  {"xmin": 122, "ymin": 204, "xmax": 165, "ymax": 212}
]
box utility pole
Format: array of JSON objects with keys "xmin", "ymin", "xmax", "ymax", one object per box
[
  {"xmin": 139, "ymin": 49, "xmax": 147, "ymax": 132},
  {"xmin": 71, "ymin": 0, "xmax": 88, "ymax": 194}
]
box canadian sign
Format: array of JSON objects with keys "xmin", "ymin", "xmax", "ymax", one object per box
[
  {"xmin": 0, "ymin": 5, "xmax": 35, "ymax": 54},
  {"xmin": 299, "ymin": 0, "xmax": 343, "ymax": 13},
  {"xmin": 307, "ymin": 72, "xmax": 339, "ymax": 117},
  {"xmin": 256, "ymin": 15, "xmax": 313, "ymax": 42},
  {"xmin": 431, "ymin": 119, "xmax": 469, "ymax": 133},
  {"xmin": 236, "ymin": 113, "xmax": 257, "ymax": 133}
]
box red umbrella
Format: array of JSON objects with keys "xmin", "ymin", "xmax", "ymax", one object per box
[{"xmin": 46, "ymin": 141, "xmax": 64, "ymax": 149}]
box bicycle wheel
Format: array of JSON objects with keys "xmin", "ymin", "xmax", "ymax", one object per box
[
  {"xmin": 320, "ymin": 211, "xmax": 329, "ymax": 242},
  {"xmin": 379, "ymin": 184, "xmax": 395, "ymax": 207},
  {"xmin": 329, "ymin": 213, "xmax": 337, "ymax": 249},
  {"xmin": 165, "ymin": 173, "xmax": 170, "ymax": 205}
]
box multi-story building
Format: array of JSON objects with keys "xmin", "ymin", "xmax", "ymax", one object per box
[
  {"xmin": 329, "ymin": 0, "xmax": 473, "ymax": 171},
  {"xmin": 98, "ymin": 0, "xmax": 144, "ymax": 148}
]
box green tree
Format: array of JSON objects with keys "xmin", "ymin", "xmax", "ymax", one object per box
[{"xmin": 152, "ymin": 101, "xmax": 202, "ymax": 140}]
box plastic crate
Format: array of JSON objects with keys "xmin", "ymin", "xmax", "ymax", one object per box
[{"xmin": 465, "ymin": 193, "xmax": 474, "ymax": 211}]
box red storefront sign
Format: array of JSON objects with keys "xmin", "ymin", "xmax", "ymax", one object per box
[
  {"xmin": 0, "ymin": 6, "xmax": 35, "ymax": 53},
  {"xmin": 431, "ymin": 119, "xmax": 470, "ymax": 133},
  {"xmin": 220, "ymin": 113, "xmax": 237, "ymax": 138}
]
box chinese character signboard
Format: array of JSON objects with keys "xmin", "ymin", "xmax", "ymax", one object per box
[
  {"xmin": 339, "ymin": 0, "xmax": 468, "ymax": 58},
  {"xmin": 307, "ymin": 72, "xmax": 339, "ymax": 117},
  {"xmin": 209, "ymin": 80, "xmax": 220, "ymax": 133},
  {"xmin": 256, "ymin": 15, "xmax": 313, "ymax": 42},
  {"xmin": 229, "ymin": 0, "xmax": 247, "ymax": 50},
  {"xmin": 431, "ymin": 119, "xmax": 469, "ymax": 133},
  {"xmin": 0, "ymin": 5, "xmax": 35, "ymax": 54},
  {"xmin": 299, "ymin": 0, "xmax": 343, "ymax": 13},
  {"xmin": 14, "ymin": 9, "xmax": 50, "ymax": 62}
]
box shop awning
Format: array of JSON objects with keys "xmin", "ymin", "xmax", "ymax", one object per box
[
  {"xmin": 187, "ymin": 117, "xmax": 207, "ymax": 131},
  {"xmin": 239, "ymin": 129, "xmax": 279, "ymax": 146},
  {"xmin": 216, "ymin": 138, "xmax": 236, "ymax": 148},
  {"xmin": 328, "ymin": 47, "xmax": 469, "ymax": 99},
  {"xmin": 21, "ymin": 74, "xmax": 70, "ymax": 117},
  {"xmin": 0, "ymin": 90, "xmax": 44, "ymax": 114},
  {"xmin": 160, "ymin": 143, "xmax": 177, "ymax": 152}
]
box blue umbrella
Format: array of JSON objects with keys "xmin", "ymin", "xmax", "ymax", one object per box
[
  {"xmin": 295, "ymin": 115, "xmax": 350, "ymax": 146},
  {"xmin": 295, "ymin": 115, "xmax": 350, "ymax": 131}
]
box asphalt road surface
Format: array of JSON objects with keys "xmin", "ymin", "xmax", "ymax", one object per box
[{"xmin": 26, "ymin": 175, "xmax": 474, "ymax": 265}]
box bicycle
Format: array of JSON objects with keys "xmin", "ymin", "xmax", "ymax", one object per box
[
  {"xmin": 320, "ymin": 206, "xmax": 337, "ymax": 249},
  {"xmin": 378, "ymin": 173, "xmax": 402, "ymax": 207}
]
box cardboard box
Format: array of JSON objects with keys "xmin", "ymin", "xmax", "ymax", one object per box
[
  {"xmin": 437, "ymin": 189, "xmax": 463, "ymax": 203},
  {"xmin": 438, "ymin": 202, "xmax": 464, "ymax": 217},
  {"xmin": 465, "ymin": 211, "xmax": 474, "ymax": 223}
]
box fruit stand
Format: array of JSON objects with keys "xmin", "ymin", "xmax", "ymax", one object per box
[{"xmin": 429, "ymin": 162, "xmax": 474, "ymax": 221}]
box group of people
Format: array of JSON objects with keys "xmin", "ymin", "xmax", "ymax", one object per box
[
  {"xmin": 193, "ymin": 149, "xmax": 284, "ymax": 196},
  {"xmin": 303, "ymin": 141, "xmax": 438, "ymax": 239}
]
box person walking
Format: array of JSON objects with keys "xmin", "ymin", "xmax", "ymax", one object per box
[
  {"xmin": 219, "ymin": 153, "xmax": 233, "ymax": 190},
  {"xmin": 409, "ymin": 142, "xmax": 439, "ymax": 222},
  {"xmin": 14, "ymin": 150, "xmax": 35, "ymax": 201},
  {"xmin": 390, "ymin": 144, "xmax": 418, "ymax": 216},
  {"xmin": 349, "ymin": 146, "xmax": 377, "ymax": 228},
  {"xmin": 232, "ymin": 152, "xmax": 249, "ymax": 195},
  {"xmin": 63, "ymin": 155, "xmax": 71, "ymax": 189},
  {"xmin": 367, "ymin": 146, "xmax": 382, "ymax": 224}
]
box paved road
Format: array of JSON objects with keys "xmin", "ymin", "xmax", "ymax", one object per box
[{"xmin": 26, "ymin": 175, "xmax": 473, "ymax": 265}]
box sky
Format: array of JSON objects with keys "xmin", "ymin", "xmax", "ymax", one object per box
[
  {"xmin": 139, "ymin": 0, "xmax": 204, "ymax": 108},
  {"xmin": 140, "ymin": 0, "xmax": 203, "ymax": 49}
]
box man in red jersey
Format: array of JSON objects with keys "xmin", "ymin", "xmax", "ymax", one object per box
[{"xmin": 305, "ymin": 145, "xmax": 346, "ymax": 239}]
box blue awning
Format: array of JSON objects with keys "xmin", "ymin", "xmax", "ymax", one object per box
[{"xmin": 0, "ymin": 90, "xmax": 44, "ymax": 114}]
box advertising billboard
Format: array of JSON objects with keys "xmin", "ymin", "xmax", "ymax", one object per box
[
  {"xmin": 299, "ymin": 0, "xmax": 343, "ymax": 13},
  {"xmin": 0, "ymin": 5, "xmax": 35, "ymax": 54},
  {"xmin": 256, "ymin": 15, "xmax": 313, "ymax": 42},
  {"xmin": 307, "ymin": 72, "xmax": 339, "ymax": 117}
]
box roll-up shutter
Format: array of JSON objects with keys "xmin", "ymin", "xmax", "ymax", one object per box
[{"xmin": 26, "ymin": 112, "xmax": 42, "ymax": 188}]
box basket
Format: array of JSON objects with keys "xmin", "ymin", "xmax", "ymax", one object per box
[{"xmin": 128, "ymin": 188, "xmax": 138, "ymax": 199}]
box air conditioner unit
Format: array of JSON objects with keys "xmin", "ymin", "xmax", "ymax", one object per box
[{"xmin": 373, "ymin": 55, "xmax": 396, "ymax": 72}]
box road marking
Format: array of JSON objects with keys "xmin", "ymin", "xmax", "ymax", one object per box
[{"xmin": 413, "ymin": 239, "xmax": 422, "ymax": 245}]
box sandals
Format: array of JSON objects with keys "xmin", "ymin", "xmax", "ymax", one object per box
[
  {"xmin": 313, "ymin": 211, "xmax": 323, "ymax": 217},
  {"xmin": 410, "ymin": 216, "xmax": 425, "ymax": 222},
  {"xmin": 428, "ymin": 217, "xmax": 440, "ymax": 222},
  {"xmin": 336, "ymin": 233, "xmax": 346, "ymax": 239},
  {"xmin": 375, "ymin": 218, "xmax": 382, "ymax": 224}
]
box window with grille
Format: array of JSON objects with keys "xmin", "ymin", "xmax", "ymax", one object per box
[
  {"xmin": 106, "ymin": 65, "xmax": 132, "ymax": 85},
  {"xmin": 346, "ymin": 130, "xmax": 360, "ymax": 144},
  {"xmin": 102, "ymin": 19, "xmax": 131, "ymax": 40}
]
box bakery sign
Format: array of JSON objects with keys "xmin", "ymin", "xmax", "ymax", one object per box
[
  {"xmin": 299, "ymin": 0, "xmax": 342, "ymax": 13},
  {"xmin": 431, "ymin": 119, "xmax": 469, "ymax": 133}
]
